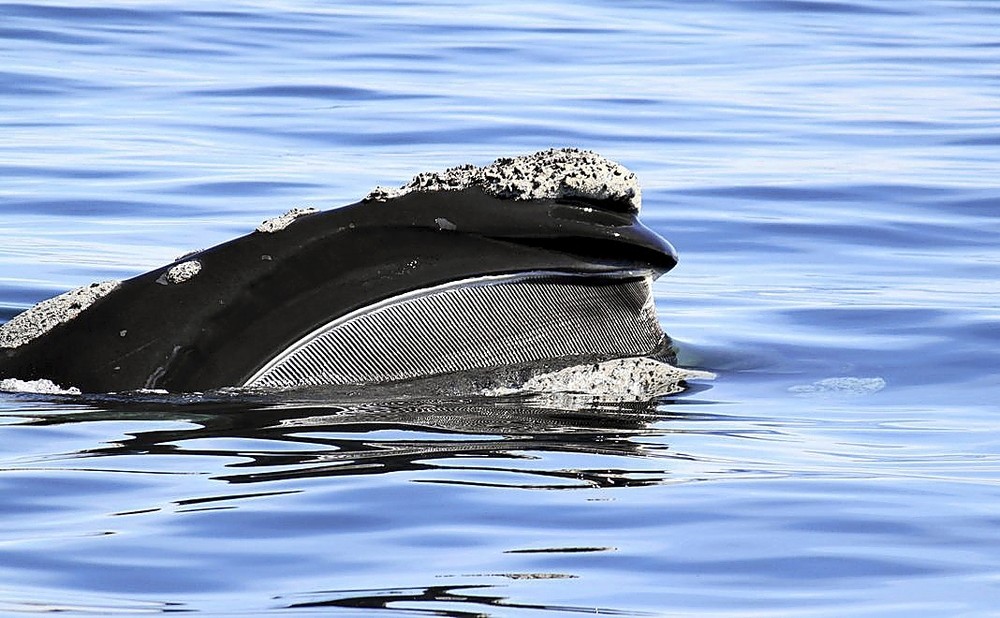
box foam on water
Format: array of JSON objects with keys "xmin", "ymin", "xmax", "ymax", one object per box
[{"xmin": 788, "ymin": 376, "xmax": 887, "ymax": 397}]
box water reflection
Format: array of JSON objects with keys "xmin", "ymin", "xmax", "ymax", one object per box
[
  {"xmin": 278, "ymin": 582, "xmax": 646, "ymax": 617},
  {"xmin": 12, "ymin": 385, "xmax": 713, "ymax": 489}
]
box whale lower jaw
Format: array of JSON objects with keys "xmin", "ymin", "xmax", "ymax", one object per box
[{"xmin": 244, "ymin": 271, "xmax": 667, "ymax": 390}]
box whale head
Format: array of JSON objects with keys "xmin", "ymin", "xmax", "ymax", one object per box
[{"xmin": 0, "ymin": 148, "xmax": 687, "ymax": 397}]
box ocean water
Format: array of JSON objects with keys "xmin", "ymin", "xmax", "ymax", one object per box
[{"xmin": 2, "ymin": 0, "xmax": 1000, "ymax": 615}]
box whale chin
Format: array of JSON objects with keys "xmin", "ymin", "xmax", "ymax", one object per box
[{"xmin": 0, "ymin": 149, "xmax": 687, "ymax": 396}]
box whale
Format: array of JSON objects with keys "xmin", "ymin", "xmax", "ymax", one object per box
[{"xmin": 0, "ymin": 148, "xmax": 687, "ymax": 395}]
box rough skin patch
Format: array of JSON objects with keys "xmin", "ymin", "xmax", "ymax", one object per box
[
  {"xmin": 0, "ymin": 377, "xmax": 81, "ymax": 395},
  {"xmin": 485, "ymin": 357, "xmax": 715, "ymax": 401},
  {"xmin": 367, "ymin": 148, "xmax": 642, "ymax": 212},
  {"xmin": 0, "ymin": 281, "xmax": 120, "ymax": 349},
  {"xmin": 256, "ymin": 207, "xmax": 318, "ymax": 233},
  {"xmin": 156, "ymin": 260, "xmax": 201, "ymax": 285}
]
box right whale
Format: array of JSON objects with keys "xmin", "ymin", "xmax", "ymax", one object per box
[{"xmin": 0, "ymin": 148, "xmax": 693, "ymax": 396}]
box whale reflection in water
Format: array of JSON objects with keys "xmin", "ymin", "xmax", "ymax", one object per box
[
  {"xmin": 0, "ymin": 148, "xmax": 711, "ymax": 399},
  {"xmin": 15, "ymin": 386, "xmax": 709, "ymax": 487}
]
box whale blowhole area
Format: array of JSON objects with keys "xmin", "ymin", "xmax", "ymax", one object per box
[
  {"xmin": 366, "ymin": 148, "xmax": 642, "ymax": 212},
  {"xmin": 0, "ymin": 280, "xmax": 121, "ymax": 349}
]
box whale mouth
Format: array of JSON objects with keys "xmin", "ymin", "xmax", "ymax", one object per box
[{"xmin": 245, "ymin": 271, "xmax": 666, "ymax": 389}]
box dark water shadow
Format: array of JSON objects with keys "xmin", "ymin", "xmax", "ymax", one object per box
[{"xmin": 277, "ymin": 582, "xmax": 649, "ymax": 617}]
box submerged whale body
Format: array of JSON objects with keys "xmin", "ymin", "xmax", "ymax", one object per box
[{"xmin": 0, "ymin": 148, "xmax": 687, "ymax": 395}]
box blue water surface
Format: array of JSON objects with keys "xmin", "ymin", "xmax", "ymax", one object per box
[{"xmin": 2, "ymin": 1, "xmax": 1000, "ymax": 615}]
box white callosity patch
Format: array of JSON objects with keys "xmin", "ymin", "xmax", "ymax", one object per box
[
  {"xmin": 256, "ymin": 207, "xmax": 319, "ymax": 233},
  {"xmin": 0, "ymin": 377, "xmax": 81, "ymax": 395},
  {"xmin": 485, "ymin": 357, "xmax": 715, "ymax": 401},
  {"xmin": 156, "ymin": 260, "xmax": 201, "ymax": 285},
  {"xmin": 367, "ymin": 148, "xmax": 642, "ymax": 212},
  {"xmin": 0, "ymin": 280, "xmax": 120, "ymax": 349},
  {"xmin": 435, "ymin": 217, "xmax": 457, "ymax": 231}
]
